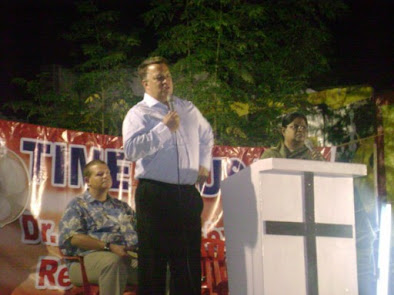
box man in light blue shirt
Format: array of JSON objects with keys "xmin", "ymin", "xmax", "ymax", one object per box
[{"xmin": 122, "ymin": 56, "xmax": 214, "ymax": 295}]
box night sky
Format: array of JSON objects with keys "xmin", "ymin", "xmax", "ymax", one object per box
[
  {"xmin": 320, "ymin": 0, "xmax": 393, "ymax": 91},
  {"xmin": 0, "ymin": 0, "xmax": 392, "ymax": 108}
]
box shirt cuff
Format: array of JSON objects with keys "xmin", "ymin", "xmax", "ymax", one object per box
[{"xmin": 199, "ymin": 148, "xmax": 212, "ymax": 171}]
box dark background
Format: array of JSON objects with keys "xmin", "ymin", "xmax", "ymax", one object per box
[
  {"xmin": 316, "ymin": 0, "xmax": 393, "ymax": 91},
  {"xmin": 1, "ymin": 0, "xmax": 393, "ymax": 106}
]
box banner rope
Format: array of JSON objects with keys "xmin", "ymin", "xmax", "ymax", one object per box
[{"xmin": 330, "ymin": 132, "xmax": 384, "ymax": 149}]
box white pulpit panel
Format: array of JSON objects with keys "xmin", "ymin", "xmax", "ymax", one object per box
[
  {"xmin": 314, "ymin": 176, "xmax": 355, "ymax": 224},
  {"xmin": 260, "ymin": 172, "xmax": 304, "ymax": 222},
  {"xmin": 263, "ymin": 235, "xmax": 307, "ymax": 295},
  {"xmin": 316, "ymin": 237, "xmax": 358, "ymax": 295},
  {"xmin": 221, "ymin": 158, "xmax": 366, "ymax": 295}
]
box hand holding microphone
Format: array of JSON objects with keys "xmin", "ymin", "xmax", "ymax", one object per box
[
  {"xmin": 305, "ymin": 139, "xmax": 325, "ymax": 161},
  {"xmin": 304, "ymin": 139, "xmax": 314, "ymax": 152},
  {"xmin": 163, "ymin": 95, "xmax": 180, "ymax": 132},
  {"xmin": 167, "ymin": 94, "xmax": 175, "ymax": 111}
]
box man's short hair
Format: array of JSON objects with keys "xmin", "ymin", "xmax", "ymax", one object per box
[
  {"xmin": 137, "ymin": 56, "xmax": 169, "ymax": 81},
  {"xmin": 83, "ymin": 159, "xmax": 107, "ymax": 178},
  {"xmin": 281, "ymin": 111, "xmax": 308, "ymax": 128}
]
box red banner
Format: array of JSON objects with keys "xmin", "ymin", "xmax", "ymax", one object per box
[{"xmin": 0, "ymin": 119, "xmax": 331, "ymax": 294}]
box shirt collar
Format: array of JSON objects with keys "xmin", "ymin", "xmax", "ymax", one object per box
[
  {"xmin": 143, "ymin": 93, "xmax": 165, "ymax": 108},
  {"xmin": 278, "ymin": 141, "xmax": 288, "ymax": 157},
  {"xmin": 84, "ymin": 190, "xmax": 112, "ymax": 204}
]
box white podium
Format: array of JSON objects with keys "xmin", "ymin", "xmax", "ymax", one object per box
[{"xmin": 221, "ymin": 158, "xmax": 367, "ymax": 295}]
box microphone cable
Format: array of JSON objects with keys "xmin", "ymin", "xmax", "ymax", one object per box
[{"xmin": 168, "ymin": 97, "xmax": 199, "ymax": 295}]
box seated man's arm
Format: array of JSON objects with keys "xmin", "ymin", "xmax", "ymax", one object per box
[
  {"xmin": 70, "ymin": 234, "xmax": 106, "ymax": 251},
  {"xmin": 71, "ymin": 234, "xmax": 129, "ymax": 257},
  {"xmin": 59, "ymin": 198, "xmax": 130, "ymax": 257}
]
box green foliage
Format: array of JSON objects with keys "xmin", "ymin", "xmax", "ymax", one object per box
[
  {"xmin": 7, "ymin": 73, "xmax": 86, "ymax": 130},
  {"xmin": 8, "ymin": 0, "xmax": 141, "ymax": 135},
  {"xmin": 144, "ymin": 0, "xmax": 346, "ymax": 145},
  {"xmin": 63, "ymin": 0, "xmax": 141, "ymax": 135},
  {"xmin": 6, "ymin": 0, "xmax": 348, "ymax": 145},
  {"xmin": 317, "ymin": 99, "xmax": 377, "ymax": 162}
]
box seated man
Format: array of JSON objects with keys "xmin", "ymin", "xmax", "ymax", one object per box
[
  {"xmin": 261, "ymin": 111, "xmax": 325, "ymax": 161},
  {"xmin": 59, "ymin": 159, "xmax": 138, "ymax": 295}
]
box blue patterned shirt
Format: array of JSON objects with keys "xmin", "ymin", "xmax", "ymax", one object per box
[{"xmin": 59, "ymin": 191, "xmax": 138, "ymax": 257}]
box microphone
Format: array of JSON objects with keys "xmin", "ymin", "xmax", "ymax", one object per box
[
  {"xmin": 167, "ymin": 95, "xmax": 175, "ymax": 111},
  {"xmin": 305, "ymin": 139, "xmax": 324, "ymax": 161},
  {"xmin": 304, "ymin": 139, "xmax": 314, "ymax": 152}
]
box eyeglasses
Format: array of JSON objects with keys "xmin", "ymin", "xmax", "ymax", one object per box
[
  {"xmin": 151, "ymin": 73, "xmax": 172, "ymax": 82},
  {"xmin": 287, "ymin": 124, "xmax": 308, "ymax": 131}
]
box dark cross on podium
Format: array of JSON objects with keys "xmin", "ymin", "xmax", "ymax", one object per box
[{"xmin": 264, "ymin": 172, "xmax": 353, "ymax": 295}]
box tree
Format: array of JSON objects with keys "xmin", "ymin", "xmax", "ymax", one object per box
[
  {"xmin": 8, "ymin": 68, "xmax": 86, "ymax": 131},
  {"xmin": 144, "ymin": 0, "xmax": 346, "ymax": 145},
  {"xmin": 8, "ymin": 0, "xmax": 142, "ymax": 135},
  {"xmin": 65, "ymin": 0, "xmax": 142, "ymax": 135}
]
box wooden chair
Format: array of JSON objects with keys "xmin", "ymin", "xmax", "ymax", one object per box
[
  {"xmin": 62, "ymin": 252, "xmax": 138, "ymax": 295},
  {"xmin": 200, "ymin": 238, "xmax": 228, "ymax": 295}
]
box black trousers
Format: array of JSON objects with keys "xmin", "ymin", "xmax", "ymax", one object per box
[{"xmin": 135, "ymin": 178, "xmax": 203, "ymax": 295}]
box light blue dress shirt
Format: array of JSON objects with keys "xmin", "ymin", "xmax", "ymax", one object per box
[{"xmin": 122, "ymin": 93, "xmax": 214, "ymax": 185}]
